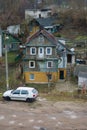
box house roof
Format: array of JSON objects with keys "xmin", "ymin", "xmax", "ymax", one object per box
[
  {"xmin": 26, "ymin": 29, "xmax": 57, "ymax": 45},
  {"xmin": 74, "ymin": 65, "xmax": 87, "ymax": 76},
  {"xmin": 57, "ymin": 40, "xmax": 75, "ymax": 55},
  {"xmin": 36, "ymin": 17, "xmax": 56, "ymax": 27},
  {"xmin": 25, "ymin": 28, "xmax": 75, "ymax": 56},
  {"xmin": 7, "ymin": 25, "xmax": 20, "ymax": 34},
  {"xmin": 78, "ymin": 71, "xmax": 87, "ymax": 78},
  {"xmin": 2, "ymin": 31, "xmax": 21, "ymax": 44}
]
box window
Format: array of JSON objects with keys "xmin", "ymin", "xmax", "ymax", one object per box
[
  {"xmin": 40, "ymin": 48, "xmax": 42, "ymax": 53},
  {"xmin": 21, "ymin": 90, "xmax": 28, "ymax": 95},
  {"xmin": 38, "ymin": 47, "xmax": 44, "ymax": 55},
  {"xmin": 30, "ymin": 47, "xmax": 36, "ymax": 55},
  {"xmin": 12, "ymin": 90, "xmax": 20, "ymax": 94},
  {"xmin": 48, "ymin": 74, "xmax": 52, "ymax": 80},
  {"xmin": 29, "ymin": 61, "xmax": 35, "ymax": 68},
  {"xmin": 38, "ymin": 35, "xmax": 44, "ymax": 42},
  {"xmin": 46, "ymin": 47, "xmax": 52, "ymax": 55},
  {"xmin": 30, "ymin": 74, "xmax": 34, "ymax": 80},
  {"xmin": 47, "ymin": 61, "xmax": 53, "ymax": 68},
  {"xmin": 32, "ymin": 89, "xmax": 37, "ymax": 93}
]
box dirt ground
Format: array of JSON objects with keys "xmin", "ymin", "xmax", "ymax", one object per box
[{"xmin": 0, "ymin": 97, "xmax": 87, "ymax": 130}]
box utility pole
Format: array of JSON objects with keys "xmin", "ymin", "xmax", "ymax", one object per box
[
  {"xmin": 0, "ymin": 29, "xmax": 2, "ymax": 57},
  {"xmin": 5, "ymin": 36, "xmax": 9, "ymax": 90}
]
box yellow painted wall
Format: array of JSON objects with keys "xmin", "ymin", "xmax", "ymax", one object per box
[
  {"xmin": 30, "ymin": 26, "xmax": 39, "ymax": 36},
  {"xmin": 24, "ymin": 71, "xmax": 58, "ymax": 83},
  {"xmin": 24, "ymin": 68, "xmax": 66, "ymax": 84}
]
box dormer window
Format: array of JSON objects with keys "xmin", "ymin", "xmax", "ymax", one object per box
[
  {"xmin": 46, "ymin": 47, "xmax": 52, "ymax": 55},
  {"xmin": 30, "ymin": 47, "xmax": 36, "ymax": 55}
]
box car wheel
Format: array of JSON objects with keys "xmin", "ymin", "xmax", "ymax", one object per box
[
  {"xmin": 5, "ymin": 96, "xmax": 11, "ymax": 101},
  {"xmin": 26, "ymin": 98, "xmax": 30, "ymax": 102},
  {"xmin": 26, "ymin": 98, "xmax": 33, "ymax": 103}
]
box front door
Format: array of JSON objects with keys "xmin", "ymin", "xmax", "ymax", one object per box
[{"xmin": 59, "ymin": 70, "xmax": 64, "ymax": 79}]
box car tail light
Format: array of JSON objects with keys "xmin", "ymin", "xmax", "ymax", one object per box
[{"xmin": 33, "ymin": 95, "xmax": 35, "ymax": 97}]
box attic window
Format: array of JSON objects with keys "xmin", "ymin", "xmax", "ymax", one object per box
[{"xmin": 38, "ymin": 35, "xmax": 44, "ymax": 42}]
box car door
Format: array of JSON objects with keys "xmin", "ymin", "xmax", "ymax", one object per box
[
  {"xmin": 10, "ymin": 89, "xmax": 21, "ymax": 100},
  {"xmin": 20, "ymin": 90, "xmax": 29, "ymax": 101}
]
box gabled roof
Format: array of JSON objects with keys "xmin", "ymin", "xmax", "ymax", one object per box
[
  {"xmin": 36, "ymin": 17, "xmax": 56, "ymax": 27},
  {"xmin": 26, "ymin": 29, "xmax": 57, "ymax": 45},
  {"xmin": 57, "ymin": 40, "xmax": 75, "ymax": 55},
  {"xmin": 25, "ymin": 28, "xmax": 75, "ymax": 55},
  {"xmin": 28, "ymin": 16, "xmax": 58, "ymax": 28}
]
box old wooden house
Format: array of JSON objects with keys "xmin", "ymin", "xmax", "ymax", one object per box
[
  {"xmin": 28, "ymin": 17, "xmax": 62, "ymax": 36},
  {"xmin": 23, "ymin": 29, "xmax": 75, "ymax": 84}
]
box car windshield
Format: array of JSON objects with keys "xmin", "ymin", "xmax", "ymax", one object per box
[{"xmin": 11, "ymin": 90, "xmax": 14, "ymax": 93}]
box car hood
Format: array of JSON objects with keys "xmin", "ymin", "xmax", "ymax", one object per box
[{"xmin": 3, "ymin": 90, "xmax": 13, "ymax": 97}]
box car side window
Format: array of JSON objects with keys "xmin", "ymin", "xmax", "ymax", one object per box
[
  {"xmin": 12, "ymin": 90, "xmax": 20, "ymax": 94},
  {"xmin": 21, "ymin": 90, "xmax": 28, "ymax": 95}
]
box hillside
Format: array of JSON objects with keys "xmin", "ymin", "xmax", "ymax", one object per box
[
  {"xmin": 59, "ymin": 22, "xmax": 87, "ymax": 40},
  {"xmin": 0, "ymin": 0, "xmax": 87, "ymax": 31}
]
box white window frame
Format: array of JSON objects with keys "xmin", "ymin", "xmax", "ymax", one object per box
[
  {"xmin": 29, "ymin": 61, "xmax": 35, "ymax": 68},
  {"xmin": 38, "ymin": 47, "xmax": 44, "ymax": 55},
  {"xmin": 47, "ymin": 61, "xmax": 53, "ymax": 68},
  {"xmin": 46, "ymin": 47, "xmax": 52, "ymax": 55},
  {"xmin": 30, "ymin": 74, "xmax": 34, "ymax": 80},
  {"xmin": 30, "ymin": 47, "xmax": 36, "ymax": 55}
]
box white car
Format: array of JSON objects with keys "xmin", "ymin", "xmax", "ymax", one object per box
[{"xmin": 3, "ymin": 87, "xmax": 38, "ymax": 102}]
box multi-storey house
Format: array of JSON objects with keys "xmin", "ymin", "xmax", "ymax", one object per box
[{"xmin": 23, "ymin": 29, "xmax": 75, "ymax": 84}]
